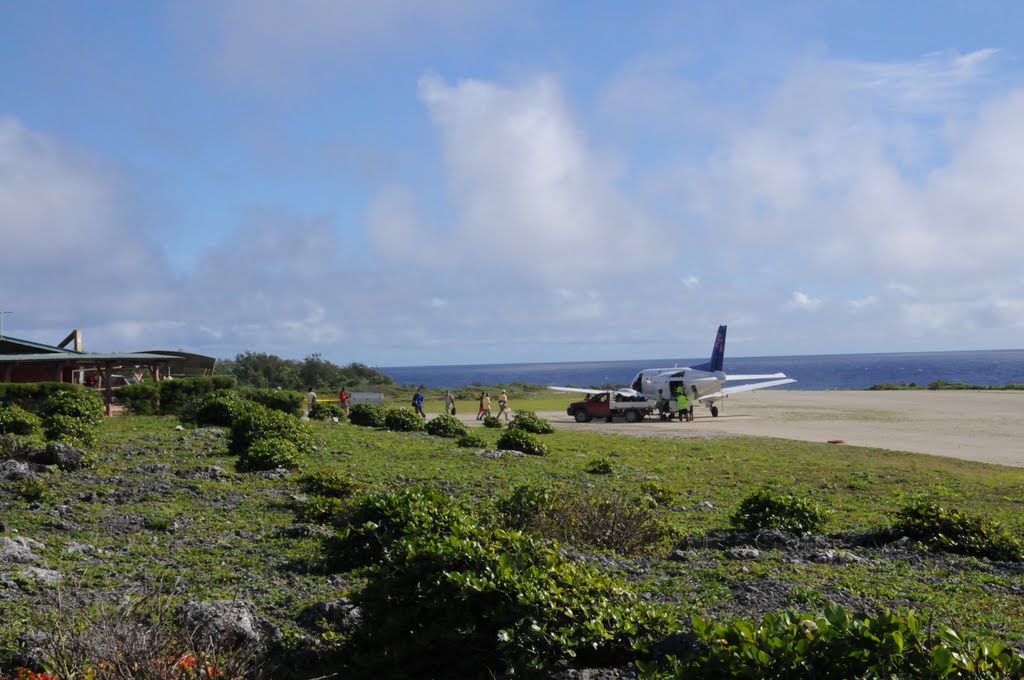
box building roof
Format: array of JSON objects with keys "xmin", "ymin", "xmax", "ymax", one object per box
[
  {"xmin": 0, "ymin": 335, "xmax": 81, "ymax": 355},
  {"xmin": 0, "ymin": 352, "xmax": 182, "ymax": 364}
]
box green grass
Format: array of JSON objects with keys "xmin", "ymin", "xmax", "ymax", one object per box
[{"xmin": 3, "ymin": 413, "xmax": 1024, "ymax": 667}]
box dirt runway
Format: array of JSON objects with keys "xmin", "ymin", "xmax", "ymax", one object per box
[{"xmin": 526, "ymin": 390, "xmax": 1024, "ymax": 467}]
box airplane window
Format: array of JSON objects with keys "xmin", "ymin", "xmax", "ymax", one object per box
[{"xmin": 631, "ymin": 375, "xmax": 643, "ymax": 391}]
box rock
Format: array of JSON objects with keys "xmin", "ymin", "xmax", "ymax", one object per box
[
  {"xmin": 807, "ymin": 549, "xmax": 868, "ymax": 565},
  {"xmin": 0, "ymin": 459, "xmax": 34, "ymax": 481},
  {"xmin": 19, "ymin": 567, "xmax": 61, "ymax": 584},
  {"xmin": 190, "ymin": 428, "xmax": 225, "ymax": 438},
  {"xmin": 0, "ymin": 536, "xmax": 45, "ymax": 564},
  {"xmin": 177, "ymin": 600, "xmax": 280, "ymax": 650},
  {"xmin": 175, "ymin": 425, "xmax": 185, "ymax": 431},
  {"xmin": 11, "ymin": 631, "xmax": 48, "ymax": 670},
  {"xmin": 472, "ymin": 450, "xmax": 503, "ymax": 459},
  {"xmin": 27, "ymin": 443, "xmax": 85, "ymax": 471},
  {"xmin": 654, "ymin": 629, "xmax": 702, "ymax": 659},
  {"xmin": 296, "ymin": 598, "xmax": 362, "ymax": 632},
  {"xmin": 176, "ymin": 465, "xmax": 227, "ymax": 480},
  {"xmin": 725, "ymin": 548, "xmax": 761, "ymax": 561}
]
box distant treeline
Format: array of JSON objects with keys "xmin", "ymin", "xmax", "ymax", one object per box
[
  {"xmin": 217, "ymin": 352, "xmax": 394, "ymax": 391},
  {"xmin": 867, "ymin": 380, "xmax": 1024, "ymax": 391}
]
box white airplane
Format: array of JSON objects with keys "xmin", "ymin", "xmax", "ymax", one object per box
[{"xmin": 549, "ymin": 325, "xmax": 795, "ymax": 419}]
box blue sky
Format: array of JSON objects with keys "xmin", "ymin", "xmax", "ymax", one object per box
[{"xmin": 2, "ymin": 1, "xmax": 1023, "ymax": 366}]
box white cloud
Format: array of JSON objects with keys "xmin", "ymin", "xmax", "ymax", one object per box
[
  {"xmin": 848, "ymin": 296, "xmax": 878, "ymax": 311},
  {"xmin": 367, "ymin": 74, "xmax": 660, "ymax": 285},
  {"xmin": 790, "ymin": 291, "xmax": 823, "ymax": 310}
]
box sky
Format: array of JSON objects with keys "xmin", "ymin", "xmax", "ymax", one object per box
[{"xmin": 2, "ymin": 1, "xmax": 1023, "ymax": 367}]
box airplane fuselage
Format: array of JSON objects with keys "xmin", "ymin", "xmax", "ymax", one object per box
[{"xmin": 630, "ymin": 367, "xmax": 725, "ymax": 408}]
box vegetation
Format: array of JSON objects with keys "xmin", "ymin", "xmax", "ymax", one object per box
[
  {"xmin": 868, "ymin": 380, "xmax": 1024, "ymax": 391},
  {"xmin": 382, "ymin": 407, "xmax": 425, "ymax": 432},
  {"xmin": 218, "ymin": 352, "xmax": 393, "ymax": 390},
  {"xmin": 307, "ymin": 402, "xmax": 343, "ymax": 422},
  {"xmin": 891, "ymin": 501, "xmax": 1023, "ymax": 561},
  {"xmin": 3, "ymin": 399, "xmax": 1024, "ymax": 677},
  {"xmin": 39, "ymin": 389, "xmax": 104, "ymax": 447},
  {"xmin": 348, "ymin": 403, "xmax": 386, "ymax": 428},
  {"xmin": 423, "ymin": 413, "xmax": 467, "ymax": 438},
  {"xmin": 508, "ymin": 410, "xmax": 556, "ymax": 434},
  {"xmin": 730, "ymin": 487, "xmax": 831, "ymax": 535},
  {"xmin": 496, "ymin": 427, "xmax": 548, "ymax": 455},
  {"xmin": 0, "ymin": 404, "xmax": 40, "ymax": 436}
]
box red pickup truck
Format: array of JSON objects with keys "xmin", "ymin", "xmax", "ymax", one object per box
[{"xmin": 566, "ymin": 391, "xmax": 653, "ymax": 423}]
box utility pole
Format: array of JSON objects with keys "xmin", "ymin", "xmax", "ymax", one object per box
[{"xmin": 0, "ymin": 311, "xmax": 10, "ymax": 339}]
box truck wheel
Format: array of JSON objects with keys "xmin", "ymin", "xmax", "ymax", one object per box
[
  {"xmin": 625, "ymin": 410, "xmax": 641, "ymax": 423},
  {"xmin": 574, "ymin": 409, "xmax": 590, "ymax": 423}
]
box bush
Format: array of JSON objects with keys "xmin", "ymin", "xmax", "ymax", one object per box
[
  {"xmin": 508, "ymin": 410, "xmax": 555, "ymax": 434},
  {"xmin": 40, "ymin": 389, "xmax": 104, "ymax": 447},
  {"xmin": 228, "ymin": 404, "xmax": 317, "ymax": 457},
  {"xmin": 730, "ymin": 488, "xmax": 829, "ymax": 535},
  {"xmin": 456, "ymin": 432, "xmax": 487, "ymax": 448},
  {"xmin": 180, "ymin": 390, "xmax": 262, "ymax": 428},
  {"xmin": 585, "ymin": 457, "xmax": 613, "ymax": 474},
  {"xmin": 891, "ymin": 501, "xmax": 1023, "ymax": 561},
  {"xmin": 156, "ymin": 376, "xmax": 236, "ymax": 415},
  {"xmin": 297, "ymin": 495, "xmax": 346, "ymax": 523},
  {"xmin": 352, "ymin": 522, "xmax": 670, "ymax": 677},
  {"xmin": 653, "ymin": 603, "xmax": 1024, "ymax": 679},
  {"xmin": 118, "ymin": 382, "xmax": 160, "ymax": 415},
  {"xmin": 0, "ymin": 381, "xmax": 80, "ymax": 412},
  {"xmin": 326, "ymin": 487, "xmax": 475, "ymax": 568},
  {"xmin": 424, "ymin": 413, "xmax": 467, "ymax": 438},
  {"xmin": 11, "ymin": 478, "xmax": 49, "ymax": 502},
  {"xmin": 494, "ymin": 485, "xmax": 670, "ymax": 555},
  {"xmin": 482, "ymin": 415, "xmax": 503, "ymax": 428},
  {"xmin": 494, "ymin": 484, "xmax": 557, "ymax": 531},
  {"xmin": 308, "ymin": 402, "xmax": 343, "ymax": 422},
  {"xmin": 298, "ymin": 470, "xmax": 361, "ymax": 498},
  {"xmin": 384, "ymin": 407, "xmax": 425, "ymax": 432},
  {"xmin": 638, "ymin": 481, "xmax": 678, "ymax": 508},
  {"xmin": 496, "ymin": 428, "xmax": 548, "ymax": 456},
  {"xmin": 239, "ymin": 387, "xmax": 304, "ymax": 416},
  {"xmin": 0, "ymin": 404, "xmax": 41, "ymax": 436},
  {"xmin": 237, "ymin": 436, "xmax": 301, "ymax": 471},
  {"xmin": 349, "ymin": 403, "xmax": 386, "ymax": 428}
]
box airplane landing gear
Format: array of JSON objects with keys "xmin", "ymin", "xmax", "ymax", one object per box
[{"xmin": 710, "ymin": 405, "xmax": 719, "ymax": 417}]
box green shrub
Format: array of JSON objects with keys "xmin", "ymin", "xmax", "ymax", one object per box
[
  {"xmin": 118, "ymin": 382, "xmax": 160, "ymax": 415},
  {"xmin": 349, "ymin": 403, "xmax": 386, "ymax": 428},
  {"xmin": 11, "ymin": 477, "xmax": 49, "ymax": 503},
  {"xmin": 456, "ymin": 432, "xmax": 487, "ymax": 448},
  {"xmin": 297, "ymin": 495, "xmax": 346, "ymax": 523},
  {"xmin": 494, "ymin": 485, "xmax": 670, "ymax": 555},
  {"xmin": 892, "ymin": 501, "xmax": 1023, "ymax": 561},
  {"xmin": 482, "ymin": 415, "xmax": 503, "ymax": 428},
  {"xmin": 352, "ymin": 523, "xmax": 670, "ymax": 677},
  {"xmin": 40, "ymin": 389, "xmax": 104, "ymax": 447},
  {"xmin": 585, "ymin": 457, "xmax": 613, "ymax": 474},
  {"xmin": 424, "ymin": 413, "xmax": 467, "ymax": 438},
  {"xmin": 237, "ymin": 436, "xmax": 302, "ymax": 471},
  {"xmin": 650, "ymin": 603, "xmax": 1024, "ymax": 679},
  {"xmin": 494, "ymin": 484, "xmax": 557, "ymax": 531},
  {"xmin": 308, "ymin": 402, "xmax": 343, "ymax": 421},
  {"xmin": 239, "ymin": 387, "xmax": 304, "ymax": 416},
  {"xmin": 384, "ymin": 407, "xmax": 425, "ymax": 432},
  {"xmin": 327, "ymin": 487, "xmax": 475, "ymax": 568},
  {"xmin": 228, "ymin": 404, "xmax": 317, "ymax": 457},
  {"xmin": 0, "ymin": 404, "xmax": 40, "ymax": 436},
  {"xmin": 298, "ymin": 470, "xmax": 361, "ymax": 498},
  {"xmin": 180, "ymin": 390, "xmax": 261, "ymax": 428},
  {"xmin": 496, "ymin": 428, "xmax": 548, "ymax": 456},
  {"xmin": 508, "ymin": 410, "xmax": 555, "ymax": 434},
  {"xmin": 156, "ymin": 376, "xmax": 236, "ymax": 415},
  {"xmin": 0, "ymin": 382, "xmax": 80, "ymax": 412},
  {"xmin": 638, "ymin": 481, "xmax": 678, "ymax": 508},
  {"xmin": 730, "ymin": 488, "xmax": 829, "ymax": 535}
]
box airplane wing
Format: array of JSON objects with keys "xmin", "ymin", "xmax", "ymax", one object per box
[
  {"xmin": 696, "ymin": 378, "xmax": 796, "ymax": 401},
  {"xmin": 547, "ymin": 386, "xmax": 607, "ymax": 395},
  {"xmin": 724, "ymin": 372, "xmax": 789, "ymax": 381}
]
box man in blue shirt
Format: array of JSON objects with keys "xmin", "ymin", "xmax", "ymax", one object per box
[{"xmin": 412, "ymin": 387, "xmax": 426, "ymax": 418}]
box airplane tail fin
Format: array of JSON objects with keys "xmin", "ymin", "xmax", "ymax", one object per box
[{"xmin": 694, "ymin": 325, "xmax": 727, "ymax": 372}]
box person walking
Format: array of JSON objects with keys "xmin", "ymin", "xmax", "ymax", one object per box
[
  {"xmin": 412, "ymin": 387, "xmax": 426, "ymax": 418},
  {"xmin": 496, "ymin": 390, "xmax": 511, "ymax": 421},
  {"xmin": 444, "ymin": 390, "xmax": 456, "ymax": 416},
  {"xmin": 306, "ymin": 386, "xmax": 317, "ymax": 415},
  {"xmin": 675, "ymin": 386, "xmax": 689, "ymax": 422},
  {"xmin": 338, "ymin": 386, "xmax": 350, "ymax": 416},
  {"xmin": 477, "ymin": 392, "xmax": 487, "ymax": 420}
]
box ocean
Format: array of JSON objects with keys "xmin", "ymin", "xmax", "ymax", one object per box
[{"xmin": 381, "ymin": 349, "xmax": 1024, "ymax": 391}]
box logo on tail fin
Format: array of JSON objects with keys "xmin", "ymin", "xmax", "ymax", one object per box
[{"xmin": 693, "ymin": 325, "xmax": 727, "ymax": 372}]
